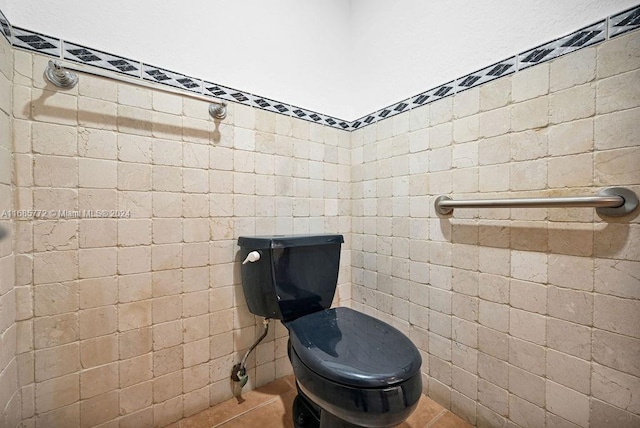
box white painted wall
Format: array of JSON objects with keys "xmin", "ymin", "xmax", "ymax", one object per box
[
  {"xmin": 1, "ymin": 0, "xmax": 636, "ymax": 120},
  {"xmin": 347, "ymin": 0, "xmax": 638, "ymax": 119},
  {"xmin": 0, "ymin": 0, "xmax": 353, "ymax": 119}
]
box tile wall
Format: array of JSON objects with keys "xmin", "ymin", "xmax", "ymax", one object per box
[
  {"xmin": 350, "ymin": 29, "xmax": 640, "ymax": 428},
  {"xmin": 9, "ymin": 50, "xmax": 352, "ymax": 427},
  {"xmin": 0, "ymin": 26, "xmax": 21, "ymax": 427},
  {"xmin": 1, "ymin": 4, "xmax": 639, "ymax": 428}
]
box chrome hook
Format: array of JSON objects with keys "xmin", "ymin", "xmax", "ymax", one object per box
[
  {"xmin": 209, "ymin": 102, "xmax": 227, "ymax": 120},
  {"xmin": 45, "ymin": 60, "xmax": 79, "ymax": 89}
]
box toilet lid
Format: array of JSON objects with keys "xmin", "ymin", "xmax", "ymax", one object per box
[{"xmin": 285, "ymin": 307, "xmax": 421, "ymax": 388}]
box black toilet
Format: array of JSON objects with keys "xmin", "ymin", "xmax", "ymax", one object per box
[{"xmin": 238, "ymin": 234, "xmax": 422, "ymax": 427}]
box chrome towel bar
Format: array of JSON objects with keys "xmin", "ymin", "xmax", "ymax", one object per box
[{"xmin": 435, "ymin": 187, "xmax": 638, "ymax": 217}]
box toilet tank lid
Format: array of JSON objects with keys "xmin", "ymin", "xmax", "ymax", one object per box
[{"xmin": 238, "ymin": 234, "xmax": 344, "ymax": 249}]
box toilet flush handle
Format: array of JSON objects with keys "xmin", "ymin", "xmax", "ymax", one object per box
[{"xmin": 242, "ymin": 251, "xmax": 261, "ymax": 265}]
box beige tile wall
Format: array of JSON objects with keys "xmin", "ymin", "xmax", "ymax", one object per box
[
  {"xmin": 11, "ymin": 51, "xmax": 352, "ymax": 427},
  {"xmin": 0, "ymin": 32, "xmax": 21, "ymax": 427},
  {"xmin": 5, "ymin": 22, "xmax": 639, "ymax": 428},
  {"xmin": 350, "ymin": 30, "xmax": 640, "ymax": 428}
]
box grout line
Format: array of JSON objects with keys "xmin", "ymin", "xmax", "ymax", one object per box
[
  {"xmin": 211, "ymin": 396, "xmax": 282, "ymax": 428},
  {"xmin": 423, "ymin": 409, "xmax": 449, "ymax": 428}
]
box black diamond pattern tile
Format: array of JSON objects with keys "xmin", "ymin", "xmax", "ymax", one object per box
[
  {"xmin": 610, "ymin": 5, "xmax": 640, "ymax": 38},
  {"xmin": 410, "ymin": 81, "xmax": 455, "ymax": 108},
  {"xmin": 143, "ymin": 64, "xmax": 202, "ymax": 93},
  {"xmin": 292, "ymin": 108, "xmax": 308, "ymax": 119},
  {"xmin": 203, "ymin": 82, "xmax": 252, "ymax": 105},
  {"xmin": 251, "ymin": 96, "xmax": 290, "ymax": 115},
  {"xmin": 351, "ymin": 114, "xmax": 377, "ymax": 130},
  {"xmin": 561, "ymin": 30, "xmax": 599, "ymax": 48},
  {"xmin": 454, "ymin": 57, "xmax": 516, "ymax": 93},
  {"xmin": 519, "ymin": 20, "xmax": 605, "ymax": 69},
  {"xmin": 324, "ymin": 116, "xmax": 338, "ymax": 126},
  {"xmin": 2, "ymin": 4, "xmax": 636, "ymax": 134},
  {"xmin": 378, "ymin": 109, "xmax": 391, "ymax": 119},
  {"xmin": 232, "ymin": 92, "xmax": 250, "ymax": 103},
  {"xmin": 522, "ymin": 49, "xmax": 554, "ymax": 63},
  {"xmin": 309, "ymin": 113, "xmax": 324, "ymax": 123},
  {"xmin": 0, "ymin": 9, "xmax": 11, "ymax": 43},
  {"xmin": 67, "ymin": 48, "xmax": 100, "ymax": 62},
  {"xmin": 64, "ymin": 41, "xmax": 140, "ymax": 77},
  {"xmin": 375, "ymin": 99, "xmax": 410, "ymax": 121},
  {"xmin": 291, "ymin": 107, "xmax": 328, "ymax": 124},
  {"xmin": 12, "ymin": 27, "xmax": 60, "ymax": 57},
  {"xmin": 412, "ymin": 94, "xmax": 431, "ymax": 105},
  {"xmin": 434, "ymin": 86, "xmax": 453, "ymax": 97},
  {"xmin": 487, "ymin": 63, "xmax": 512, "ymax": 76},
  {"xmin": 108, "ymin": 60, "xmax": 138, "ymax": 73},
  {"xmin": 459, "ymin": 75, "xmax": 481, "ymax": 87},
  {"xmin": 325, "ymin": 116, "xmax": 349, "ymax": 130}
]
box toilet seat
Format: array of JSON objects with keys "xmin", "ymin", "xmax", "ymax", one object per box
[
  {"xmin": 286, "ymin": 307, "xmax": 421, "ymax": 388},
  {"xmin": 285, "ymin": 307, "xmax": 423, "ymax": 427}
]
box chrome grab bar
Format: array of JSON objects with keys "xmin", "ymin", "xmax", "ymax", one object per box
[{"xmin": 435, "ymin": 187, "xmax": 638, "ymax": 217}]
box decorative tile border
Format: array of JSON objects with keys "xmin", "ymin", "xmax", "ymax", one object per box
[
  {"xmin": 336, "ymin": 119, "xmax": 352, "ymax": 131},
  {"xmin": 203, "ymin": 81, "xmax": 252, "ymax": 106},
  {"xmin": 142, "ymin": 64, "xmax": 203, "ymax": 94},
  {"xmin": 409, "ymin": 81, "xmax": 455, "ymax": 109},
  {"xmin": 0, "ymin": 9, "xmax": 10, "ymax": 44},
  {"xmin": 63, "ymin": 41, "xmax": 141, "ymax": 78},
  {"xmin": 351, "ymin": 113, "xmax": 376, "ymax": 131},
  {"xmin": 1, "ymin": 4, "xmax": 639, "ymax": 131},
  {"xmin": 610, "ymin": 5, "xmax": 640, "ymax": 38},
  {"xmin": 518, "ymin": 20, "xmax": 606, "ymax": 70},
  {"xmin": 12, "ymin": 27, "xmax": 60, "ymax": 57},
  {"xmin": 291, "ymin": 107, "xmax": 326, "ymax": 125},
  {"xmin": 251, "ymin": 96, "xmax": 291, "ymax": 115},
  {"xmin": 454, "ymin": 57, "xmax": 516, "ymax": 93},
  {"xmin": 375, "ymin": 99, "xmax": 410, "ymax": 121}
]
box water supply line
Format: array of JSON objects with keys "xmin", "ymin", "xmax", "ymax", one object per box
[{"xmin": 231, "ymin": 318, "xmax": 270, "ymax": 388}]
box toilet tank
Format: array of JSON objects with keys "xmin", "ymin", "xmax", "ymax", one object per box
[{"xmin": 237, "ymin": 234, "xmax": 344, "ymax": 321}]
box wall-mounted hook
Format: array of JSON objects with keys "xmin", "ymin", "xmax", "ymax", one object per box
[
  {"xmin": 45, "ymin": 60, "xmax": 79, "ymax": 89},
  {"xmin": 209, "ymin": 102, "xmax": 227, "ymax": 120}
]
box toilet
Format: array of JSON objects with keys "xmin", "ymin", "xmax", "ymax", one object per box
[{"xmin": 238, "ymin": 234, "xmax": 422, "ymax": 427}]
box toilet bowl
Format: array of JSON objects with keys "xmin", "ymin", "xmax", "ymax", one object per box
[{"xmin": 238, "ymin": 234, "xmax": 422, "ymax": 427}]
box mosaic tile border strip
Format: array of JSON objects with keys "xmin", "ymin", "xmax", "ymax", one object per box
[
  {"xmin": 357, "ymin": 4, "xmax": 639, "ymax": 131},
  {"xmin": 409, "ymin": 81, "xmax": 455, "ymax": 109},
  {"xmin": 610, "ymin": 4, "xmax": 640, "ymax": 38},
  {"xmin": 375, "ymin": 99, "xmax": 411, "ymax": 121},
  {"xmin": 454, "ymin": 57, "xmax": 516, "ymax": 93},
  {"xmin": 518, "ymin": 20, "xmax": 606, "ymax": 70},
  {"xmin": 251, "ymin": 96, "xmax": 291, "ymax": 115},
  {"xmin": 63, "ymin": 41, "xmax": 141, "ymax": 78},
  {"xmin": 291, "ymin": 107, "xmax": 327, "ymax": 125},
  {"xmin": 5, "ymin": 23, "xmax": 350, "ymax": 130},
  {"xmin": 0, "ymin": 9, "xmax": 10, "ymax": 44},
  {"xmin": 1, "ymin": 4, "xmax": 639, "ymax": 131},
  {"xmin": 203, "ymin": 81, "xmax": 253, "ymax": 106},
  {"xmin": 351, "ymin": 114, "xmax": 376, "ymax": 131},
  {"xmin": 12, "ymin": 26, "xmax": 60, "ymax": 57},
  {"xmin": 142, "ymin": 64, "xmax": 203, "ymax": 94}
]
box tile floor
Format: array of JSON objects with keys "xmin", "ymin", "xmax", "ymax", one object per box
[{"xmin": 170, "ymin": 376, "xmax": 473, "ymax": 428}]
